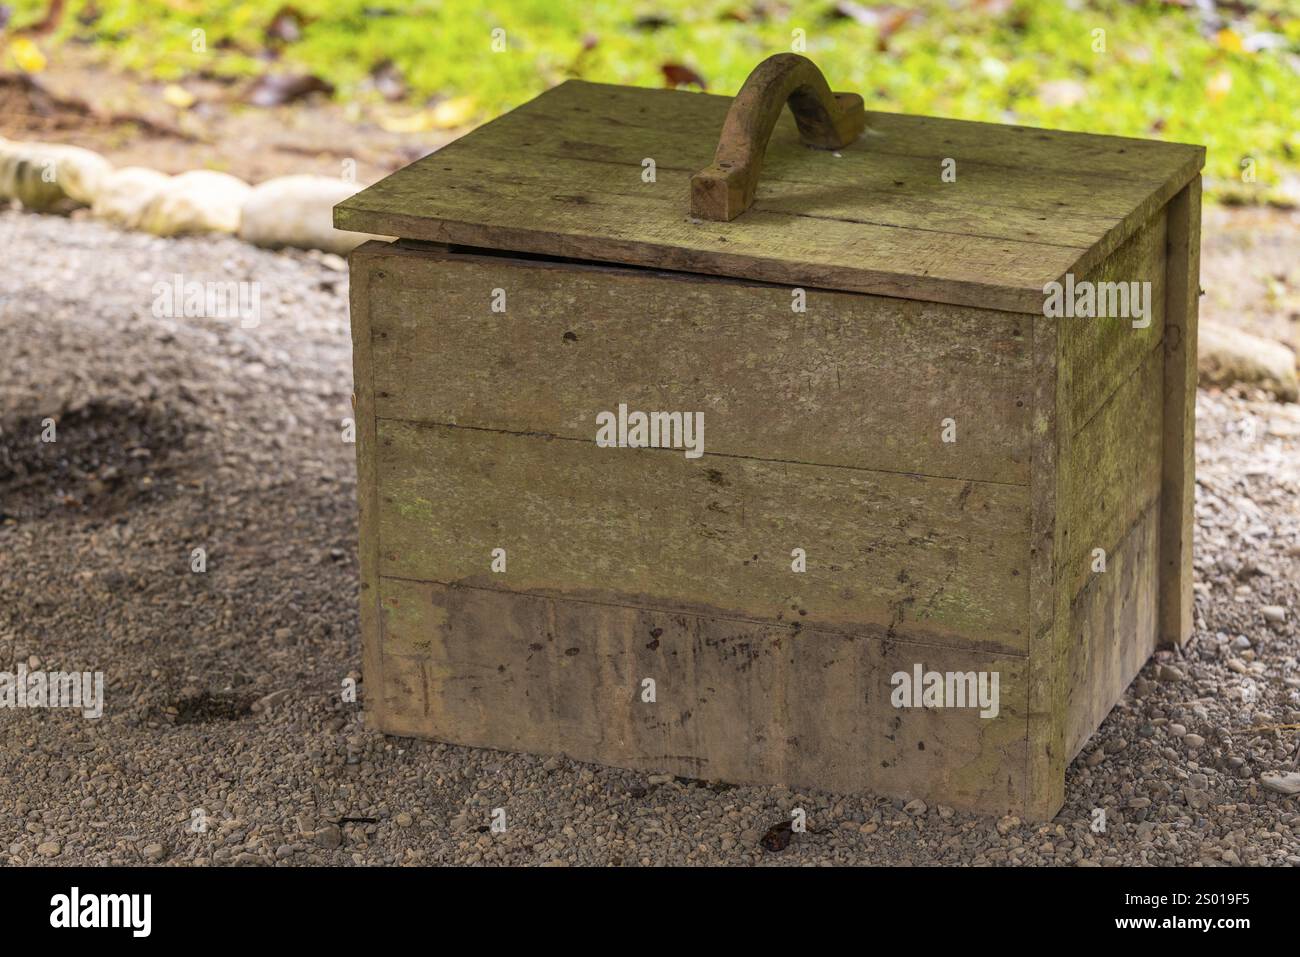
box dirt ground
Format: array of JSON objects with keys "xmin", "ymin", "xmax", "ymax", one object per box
[
  {"xmin": 0, "ymin": 48, "xmax": 454, "ymax": 185},
  {"xmin": 0, "ymin": 205, "xmax": 1296, "ymax": 866},
  {"xmin": 0, "ymin": 59, "xmax": 1297, "ymax": 864}
]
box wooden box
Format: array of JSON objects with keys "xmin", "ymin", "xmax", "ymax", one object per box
[{"xmin": 335, "ymin": 55, "xmax": 1203, "ymax": 819}]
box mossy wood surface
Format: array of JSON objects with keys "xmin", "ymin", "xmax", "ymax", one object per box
[
  {"xmin": 369, "ymin": 243, "xmax": 1031, "ymax": 483},
  {"xmin": 336, "ymin": 80, "xmax": 1204, "ymax": 314},
  {"xmin": 376, "ymin": 418, "xmax": 1030, "ymax": 655},
  {"xmin": 379, "ymin": 579, "xmax": 1028, "ymax": 813},
  {"xmin": 343, "ymin": 76, "xmax": 1202, "ymax": 817},
  {"xmin": 1024, "ymin": 195, "xmax": 1184, "ymax": 819}
]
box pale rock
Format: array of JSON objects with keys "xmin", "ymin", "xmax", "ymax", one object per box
[
  {"xmin": 1260, "ymin": 771, "xmax": 1300, "ymax": 796},
  {"xmin": 312, "ymin": 823, "xmax": 342, "ymax": 849},
  {"xmin": 1198, "ymin": 321, "xmax": 1298, "ymax": 401},
  {"xmin": 92, "ymin": 167, "xmax": 173, "ymax": 229},
  {"xmin": 139, "ymin": 169, "xmax": 250, "ymax": 236},
  {"xmin": 0, "ymin": 138, "xmax": 112, "ymax": 211},
  {"xmin": 252, "ymin": 689, "xmax": 290, "ymax": 713},
  {"xmin": 238, "ymin": 174, "xmax": 387, "ymax": 254}
]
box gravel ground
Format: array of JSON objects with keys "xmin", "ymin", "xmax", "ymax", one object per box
[{"xmin": 0, "ymin": 208, "xmax": 1297, "ymax": 866}]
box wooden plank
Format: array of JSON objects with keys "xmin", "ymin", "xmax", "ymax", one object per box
[
  {"xmin": 338, "ymin": 158, "xmax": 1079, "ymax": 315},
  {"xmin": 1060, "ymin": 346, "xmax": 1164, "ymax": 604},
  {"xmin": 1064, "ymin": 502, "xmax": 1160, "ymax": 761},
  {"xmin": 1025, "ymin": 313, "xmax": 1067, "ymax": 820},
  {"xmin": 379, "ymin": 578, "xmax": 1029, "ymax": 815},
  {"xmin": 1159, "ymin": 179, "xmax": 1201, "ymax": 648},
  {"xmin": 460, "ymin": 126, "xmax": 1131, "ymax": 251},
  {"xmin": 368, "ymin": 244, "xmax": 1033, "ymax": 484},
  {"xmin": 460, "ymin": 86, "xmax": 1196, "ymax": 251},
  {"xmin": 336, "ymin": 80, "xmax": 1204, "ymax": 314},
  {"xmin": 1060, "ymin": 213, "xmax": 1168, "ymax": 435},
  {"xmin": 1027, "ymin": 251, "xmax": 1167, "ymax": 819},
  {"xmin": 504, "ymin": 81, "xmax": 1201, "ymax": 180},
  {"xmin": 375, "ymin": 420, "xmax": 1032, "ymax": 655},
  {"xmin": 347, "ymin": 241, "xmax": 391, "ymax": 726}
]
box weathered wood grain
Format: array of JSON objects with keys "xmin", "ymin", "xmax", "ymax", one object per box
[
  {"xmin": 1159, "ymin": 178, "xmax": 1201, "ymax": 648},
  {"xmin": 340, "ymin": 157, "xmax": 1079, "ymax": 315},
  {"xmin": 1060, "ymin": 345, "xmax": 1164, "ymax": 604},
  {"xmin": 347, "ymin": 241, "xmax": 389, "ymax": 724},
  {"xmin": 502, "ymin": 81, "xmax": 1199, "ymax": 179},
  {"xmin": 453, "ymin": 84, "xmax": 1195, "ymax": 254},
  {"xmin": 335, "ymin": 79, "xmax": 1204, "ymax": 314},
  {"xmin": 376, "ymin": 419, "xmax": 1032, "ymax": 655},
  {"xmin": 1059, "ymin": 213, "xmax": 1168, "ymax": 435},
  {"xmin": 1064, "ymin": 502, "xmax": 1160, "ymax": 761},
  {"xmin": 1026, "ymin": 309, "xmax": 1066, "ymax": 820},
  {"xmin": 367, "ymin": 244, "xmax": 1032, "ymax": 484},
  {"xmin": 378, "ymin": 578, "xmax": 1029, "ymax": 814},
  {"xmin": 1027, "ymin": 207, "xmax": 1170, "ymax": 819},
  {"xmin": 454, "ymin": 135, "xmax": 1136, "ymax": 250}
]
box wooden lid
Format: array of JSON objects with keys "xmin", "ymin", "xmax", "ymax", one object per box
[{"xmin": 335, "ymin": 70, "xmax": 1203, "ymax": 314}]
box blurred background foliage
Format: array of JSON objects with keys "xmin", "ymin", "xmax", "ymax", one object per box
[{"xmin": 3, "ymin": 0, "xmax": 1299, "ymax": 197}]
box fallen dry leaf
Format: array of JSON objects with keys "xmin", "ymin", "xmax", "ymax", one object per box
[
  {"xmin": 9, "ymin": 36, "xmax": 47, "ymax": 74},
  {"xmin": 661, "ymin": 63, "xmax": 707, "ymax": 90},
  {"xmin": 760, "ymin": 820, "xmax": 793, "ymax": 852}
]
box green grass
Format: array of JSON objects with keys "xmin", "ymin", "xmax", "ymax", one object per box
[{"xmin": 7, "ymin": 0, "xmax": 1300, "ymax": 195}]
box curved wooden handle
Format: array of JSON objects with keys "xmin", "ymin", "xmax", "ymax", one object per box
[{"xmin": 690, "ymin": 54, "xmax": 866, "ymax": 222}]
